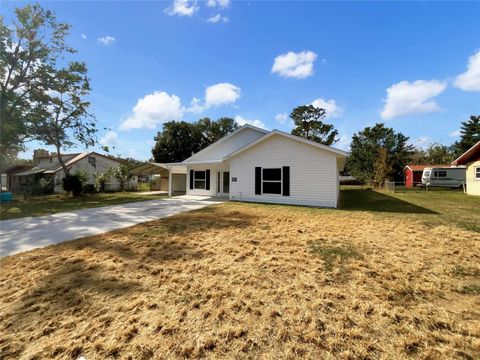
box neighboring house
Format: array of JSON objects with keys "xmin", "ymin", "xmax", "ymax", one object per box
[
  {"xmin": 4, "ymin": 165, "xmax": 34, "ymax": 191},
  {"xmin": 12, "ymin": 152, "xmax": 122, "ymax": 193},
  {"xmin": 404, "ymin": 164, "xmax": 452, "ymax": 188},
  {"xmin": 452, "ymin": 141, "xmax": 480, "ymax": 196},
  {"xmin": 179, "ymin": 124, "xmax": 347, "ymax": 207}
]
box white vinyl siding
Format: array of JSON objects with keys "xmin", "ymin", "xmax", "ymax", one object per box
[
  {"xmin": 229, "ymin": 134, "xmax": 340, "ymax": 208},
  {"xmin": 186, "ymin": 164, "xmax": 229, "ymax": 196}
]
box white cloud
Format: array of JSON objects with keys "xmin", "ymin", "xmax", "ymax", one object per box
[
  {"xmin": 120, "ymin": 91, "xmax": 183, "ymax": 130},
  {"xmin": 165, "ymin": 0, "xmax": 199, "ymax": 17},
  {"xmin": 206, "ymin": 14, "xmax": 229, "ymax": 23},
  {"xmin": 380, "ymin": 79, "xmax": 447, "ymax": 120},
  {"xmin": 311, "ymin": 98, "xmax": 344, "ymax": 119},
  {"xmin": 81, "ymin": 33, "xmax": 87, "ymax": 40},
  {"xmin": 186, "ymin": 83, "xmax": 241, "ymax": 113},
  {"xmin": 207, "ymin": 0, "xmax": 230, "ymax": 8},
  {"xmin": 234, "ymin": 115, "xmax": 267, "ymax": 130},
  {"xmin": 454, "ymin": 50, "xmax": 480, "ymax": 92},
  {"xmin": 204, "ymin": 82, "xmax": 241, "ymax": 108},
  {"xmin": 271, "ymin": 51, "xmax": 317, "ymax": 79},
  {"xmin": 275, "ymin": 112, "xmax": 289, "ymax": 124},
  {"xmin": 100, "ymin": 131, "xmax": 119, "ymax": 146},
  {"xmin": 409, "ymin": 136, "xmax": 433, "ymax": 150},
  {"xmin": 187, "ymin": 97, "xmax": 204, "ymax": 113},
  {"xmin": 97, "ymin": 36, "xmax": 116, "ymax": 45},
  {"xmin": 449, "ymin": 129, "xmax": 461, "ymax": 137}
]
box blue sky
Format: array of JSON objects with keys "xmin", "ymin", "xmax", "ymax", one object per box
[{"xmin": 5, "ymin": 0, "xmax": 480, "ymax": 160}]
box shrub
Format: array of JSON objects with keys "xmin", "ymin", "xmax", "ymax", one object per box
[
  {"xmin": 94, "ymin": 170, "xmax": 112, "ymax": 192},
  {"xmin": 62, "ymin": 174, "xmax": 83, "ymax": 196}
]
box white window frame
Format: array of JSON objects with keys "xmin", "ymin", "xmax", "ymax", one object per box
[
  {"xmin": 262, "ymin": 167, "xmax": 282, "ymax": 195},
  {"xmin": 194, "ymin": 170, "xmax": 206, "ymax": 189},
  {"xmin": 475, "ymin": 166, "xmax": 480, "ymax": 180}
]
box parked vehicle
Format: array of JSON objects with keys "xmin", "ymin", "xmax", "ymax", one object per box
[{"xmin": 421, "ymin": 167, "xmax": 466, "ymax": 188}]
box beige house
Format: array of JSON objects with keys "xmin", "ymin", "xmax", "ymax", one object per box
[
  {"xmin": 452, "ymin": 141, "xmax": 480, "ymax": 196},
  {"xmin": 12, "ymin": 152, "xmax": 123, "ymax": 193}
]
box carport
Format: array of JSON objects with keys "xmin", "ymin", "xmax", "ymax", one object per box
[{"xmin": 129, "ymin": 162, "xmax": 187, "ymax": 196}]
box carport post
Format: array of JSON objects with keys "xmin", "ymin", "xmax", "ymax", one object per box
[{"xmin": 168, "ymin": 166, "xmax": 172, "ymax": 197}]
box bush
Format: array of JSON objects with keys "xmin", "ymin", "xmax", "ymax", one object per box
[
  {"xmin": 62, "ymin": 174, "xmax": 83, "ymax": 196},
  {"xmin": 83, "ymin": 184, "xmax": 95, "ymax": 194}
]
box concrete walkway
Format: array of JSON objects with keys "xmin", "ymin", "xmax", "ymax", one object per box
[{"xmin": 0, "ymin": 195, "xmax": 224, "ymax": 258}]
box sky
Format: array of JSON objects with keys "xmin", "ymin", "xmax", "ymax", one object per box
[{"xmin": 4, "ymin": 0, "xmax": 480, "ymax": 160}]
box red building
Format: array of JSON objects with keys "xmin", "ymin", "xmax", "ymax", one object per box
[{"xmin": 404, "ymin": 164, "xmax": 451, "ymax": 187}]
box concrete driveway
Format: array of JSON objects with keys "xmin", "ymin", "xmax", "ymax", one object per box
[{"xmin": 0, "ymin": 195, "xmax": 224, "ymax": 258}]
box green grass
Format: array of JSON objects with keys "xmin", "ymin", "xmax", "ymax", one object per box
[
  {"xmin": 308, "ymin": 239, "xmax": 363, "ymax": 272},
  {"xmin": 0, "ymin": 192, "xmax": 167, "ymax": 220},
  {"xmin": 338, "ymin": 187, "xmax": 480, "ymax": 233}
]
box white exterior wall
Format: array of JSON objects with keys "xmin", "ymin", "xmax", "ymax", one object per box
[
  {"xmin": 186, "ymin": 163, "xmax": 229, "ymax": 197},
  {"xmin": 53, "ymin": 155, "xmax": 123, "ymax": 193},
  {"xmin": 229, "ymin": 135, "xmax": 340, "ymax": 207},
  {"xmin": 186, "ymin": 128, "xmax": 265, "ymax": 162}
]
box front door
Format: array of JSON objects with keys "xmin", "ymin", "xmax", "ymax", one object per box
[{"xmin": 222, "ymin": 171, "xmax": 230, "ymax": 195}]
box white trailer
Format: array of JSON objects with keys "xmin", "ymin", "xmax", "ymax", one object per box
[{"xmin": 421, "ymin": 167, "xmax": 466, "ymax": 188}]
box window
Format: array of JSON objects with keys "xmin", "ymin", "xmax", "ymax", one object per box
[
  {"xmin": 262, "ymin": 168, "xmax": 282, "ymax": 194},
  {"xmin": 433, "ymin": 170, "xmax": 446, "ymax": 177},
  {"xmin": 194, "ymin": 170, "xmax": 206, "ymax": 189},
  {"xmin": 475, "ymin": 166, "xmax": 480, "ymax": 180},
  {"xmin": 88, "ymin": 156, "xmax": 96, "ymax": 168}
]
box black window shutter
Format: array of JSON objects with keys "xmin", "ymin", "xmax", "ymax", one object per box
[
  {"xmin": 282, "ymin": 166, "xmax": 290, "ymax": 196},
  {"xmin": 255, "ymin": 167, "xmax": 261, "ymax": 195},
  {"xmin": 206, "ymin": 169, "xmax": 210, "ymax": 190},
  {"xmin": 190, "ymin": 170, "xmax": 194, "ymax": 190}
]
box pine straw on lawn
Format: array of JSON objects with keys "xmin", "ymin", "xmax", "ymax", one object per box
[{"xmin": 1, "ymin": 202, "xmax": 479, "ymax": 359}]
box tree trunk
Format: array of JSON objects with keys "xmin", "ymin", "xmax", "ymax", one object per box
[{"xmin": 55, "ymin": 145, "xmax": 69, "ymax": 177}]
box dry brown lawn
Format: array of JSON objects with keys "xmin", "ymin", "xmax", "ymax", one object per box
[{"xmin": 1, "ymin": 191, "xmax": 479, "ymax": 359}]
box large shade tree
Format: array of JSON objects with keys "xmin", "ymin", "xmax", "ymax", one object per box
[
  {"xmin": 347, "ymin": 123, "xmax": 413, "ymax": 186},
  {"xmin": 197, "ymin": 117, "xmax": 238, "ymax": 148},
  {"xmin": 152, "ymin": 118, "xmax": 237, "ymax": 163},
  {"xmin": 0, "ymin": 4, "xmax": 73, "ymax": 166},
  {"xmin": 290, "ymin": 105, "xmax": 338, "ymax": 145},
  {"xmin": 30, "ymin": 62, "xmax": 96, "ymax": 176}
]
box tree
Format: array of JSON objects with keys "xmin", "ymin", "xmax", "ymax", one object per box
[
  {"xmin": 1, "ymin": 4, "xmax": 73, "ymax": 162},
  {"xmin": 29, "ymin": 61, "xmax": 96, "ymax": 176},
  {"xmin": 151, "ymin": 118, "xmax": 238, "ymax": 163},
  {"xmin": 347, "ymin": 123, "xmax": 413, "ymax": 185},
  {"xmin": 197, "ymin": 117, "xmax": 238, "ymax": 147},
  {"xmin": 409, "ymin": 144, "xmax": 454, "ymax": 165},
  {"xmin": 408, "ymin": 148, "xmax": 428, "ymax": 165},
  {"xmin": 152, "ymin": 121, "xmax": 203, "ymax": 163},
  {"xmin": 425, "ymin": 144, "xmax": 454, "ymax": 164},
  {"xmin": 112, "ymin": 165, "xmax": 133, "ymax": 192},
  {"xmin": 290, "ymin": 105, "xmax": 338, "ymax": 145},
  {"xmin": 372, "ymin": 148, "xmax": 392, "ymax": 188},
  {"xmin": 453, "ymin": 115, "xmax": 480, "ymax": 156}
]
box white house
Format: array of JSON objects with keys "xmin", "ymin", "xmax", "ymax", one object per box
[
  {"xmin": 176, "ymin": 124, "xmax": 347, "ymax": 208},
  {"xmin": 12, "ymin": 152, "xmax": 123, "ymax": 193}
]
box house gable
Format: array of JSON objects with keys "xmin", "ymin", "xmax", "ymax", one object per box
[
  {"xmin": 225, "ymin": 129, "xmax": 348, "ymax": 161},
  {"xmin": 183, "ymin": 125, "xmax": 268, "ymax": 163}
]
